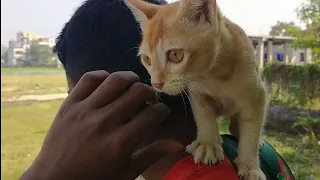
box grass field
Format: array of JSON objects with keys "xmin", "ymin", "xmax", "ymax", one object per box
[
  {"xmin": 1, "ymin": 67, "xmax": 67, "ymax": 101},
  {"xmin": 1, "ymin": 74, "xmax": 67, "ymax": 101},
  {"xmin": 1, "ymin": 67, "xmax": 64, "ymax": 73},
  {"xmin": 1, "ymin": 100, "xmax": 63, "ymax": 180}
]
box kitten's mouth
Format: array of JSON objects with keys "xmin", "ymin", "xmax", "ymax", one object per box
[{"xmin": 152, "ymin": 80, "xmax": 185, "ymax": 96}]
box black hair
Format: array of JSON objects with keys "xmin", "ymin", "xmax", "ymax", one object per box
[{"xmin": 53, "ymin": 0, "xmax": 191, "ymax": 112}]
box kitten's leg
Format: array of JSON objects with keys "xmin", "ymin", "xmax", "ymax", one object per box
[
  {"xmin": 229, "ymin": 114, "xmax": 264, "ymax": 149},
  {"xmin": 234, "ymin": 89, "xmax": 267, "ymax": 180},
  {"xmin": 186, "ymin": 94, "xmax": 224, "ymax": 165}
]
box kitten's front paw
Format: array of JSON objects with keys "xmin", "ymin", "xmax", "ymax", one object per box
[
  {"xmin": 186, "ymin": 139, "xmax": 224, "ymax": 165},
  {"xmin": 235, "ymin": 158, "xmax": 266, "ymax": 180},
  {"xmin": 238, "ymin": 169, "xmax": 266, "ymax": 180}
]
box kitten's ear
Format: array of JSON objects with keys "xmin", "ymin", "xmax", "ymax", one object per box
[
  {"xmin": 124, "ymin": 0, "xmax": 159, "ymax": 29},
  {"xmin": 178, "ymin": 0, "xmax": 217, "ymax": 26}
]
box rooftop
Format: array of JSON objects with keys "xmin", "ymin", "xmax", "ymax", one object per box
[{"xmin": 249, "ymin": 35, "xmax": 296, "ymax": 45}]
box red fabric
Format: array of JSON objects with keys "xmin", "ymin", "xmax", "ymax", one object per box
[{"xmin": 162, "ymin": 155, "xmax": 240, "ymax": 180}]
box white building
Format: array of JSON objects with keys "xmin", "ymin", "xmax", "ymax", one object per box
[
  {"xmin": 249, "ymin": 35, "xmax": 314, "ymax": 69},
  {"xmin": 6, "ymin": 47, "xmax": 26, "ymax": 67},
  {"xmin": 270, "ymin": 45, "xmax": 313, "ymax": 65},
  {"xmin": 34, "ymin": 37, "xmax": 55, "ymax": 47},
  {"xmin": 6, "ymin": 32, "xmax": 56, "ymax": 67}
]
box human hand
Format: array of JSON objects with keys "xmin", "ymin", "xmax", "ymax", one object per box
[{"xmin": 20, "ymin": 70, "xmax": 183, "ymax": 180}]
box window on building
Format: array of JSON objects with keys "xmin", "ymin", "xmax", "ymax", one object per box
[
  {"xmin": 15, "ymin": 51, "xmax": 24, "ymax": 55},
  {"xmin": 264, "ymin": 53, "xmax": 267, "ymax": 62},
  {"xmin": 300, "ymin": 53, "xmax": 305, "ymax": 62},
  {"xmin": 277, "ymin": 53, "xmax": 284, "ymax": 62}
]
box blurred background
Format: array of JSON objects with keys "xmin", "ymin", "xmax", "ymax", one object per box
[{"xmin": 1, "ymin": 0, "xmax": 319, "ymax": 179}]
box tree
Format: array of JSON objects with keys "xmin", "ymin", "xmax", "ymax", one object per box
[
  {"xmin": 1, "ymin": 46, "xmax": 7, "ymax": 66},
  {"xmin": 290, "ymin": 0, "xmax": 320, "ymax": 64},
  {"xmin": 28, "ymin": 44, "xmax": 56, "ymax": 67},
  {"xmin": 269, "ymin": 21, "xmax": 301, "ymax": 36},
  {"xmin": 297, "ymin": 0, "xmax": 320, "ymax": 39}
]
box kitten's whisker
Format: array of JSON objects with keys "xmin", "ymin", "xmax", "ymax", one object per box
[
  {"xmin": 183, "ymin": 79, "xmax": 222, "ymax": 109},
  {"xmin": 183, "ymin": 79, "xmax": 214, "ymax": 97},
  {"xmin": 180, "ymin": 92, "xmax": 188, "ymax": 123},
  {"xmin": 190, "ymin": 84, "xmax": 218, "ymax": 110},
  {"xmin": 126, "ymin": 46, "xmax": 139, "ymax": 53},
  {"xmin": 151, "ymin": 88, "xmax": 160, "ymax": 103},
  {"xmin": 144, "ymin": 79, "xmax": 151, "ymax": 84},
  {"xmin": 187, "ymin": 87, "xmax": 209, "ymax": 110},
  {"xmin": 186, "ymin": 87, "xmax": 200, "ymax": 107},
  {"xmin": 158, "ymin": 92, "xmax": 163, "ymax": 103},
  {"xmin": 182, "ymin": 88, "xmax": 192, "ymax": 105},
  {"xmin": 156, "ymin": 92, "xmax": 161, "ymax": 103}
]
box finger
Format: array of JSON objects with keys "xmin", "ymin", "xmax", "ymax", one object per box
[
  {"xmin": 85, "ymin": 71, "xmax": 140, "ymax": 108},
  {"xmin": 121, "ymin": 103, "xmax": 170, "ymax": 150},
  {"xmin": 124, "ymin": 140, "xmax": 183, "ymax": 180},
  {"xmin": 96, "ymin": 82, "xmax": 156, "ymax": 128},
  {"xmin": 67, "ymin": 70, "xmax": 110, "ymax": 102},
  {"xmin": 146, "ymin": 91, "xmax": 159, "ymax": 105}
]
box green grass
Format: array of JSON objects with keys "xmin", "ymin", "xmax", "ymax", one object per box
[
  {"xmin": 269, "ymin": 84, "xmax": 320, "ymax": 110},
  {"xmin": 263, "ymin": 132, "xmax": 320, "ymax": 180},
  {"xmin": 1, "ymin": 74, "xmax": 67, "ymax": 101},
  {"xmin": 1, "ymin": 100, "xmax": 63, "ymax": 180},
  {"xmin": 1, "ymin": 67, "xmax": 64, "ymax": 73}
]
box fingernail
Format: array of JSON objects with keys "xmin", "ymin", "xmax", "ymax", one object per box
[
  {"xmin": 155, "ymin": 103, "xmax": 171, "ymax": 114},
  {"xmin": 166, "ymin": 141, "xmax": 183, "ymax": 153},
  {"xmin": 169, "ymin": 145, "xmax": 183, "ymax": 153},
  {"xmin": 146, "ymin": 101, "xmax": 155, "ymax": 105},
  {"xmin": 162, "ymin": 104, "xmax": 171, "ymax": 112}
]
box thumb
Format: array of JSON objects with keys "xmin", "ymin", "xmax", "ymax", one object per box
[{"xmin": 124, "ymin": 139, "xmax": 183, "ymax": 180}]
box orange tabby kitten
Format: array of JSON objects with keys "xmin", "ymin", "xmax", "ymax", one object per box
[{"xmin": 124, "ymin": 0, "xmax": 268, "ymax": 179}]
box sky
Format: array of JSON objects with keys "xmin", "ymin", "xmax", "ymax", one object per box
[{"xmin": 1, "ymin": 0, "xmax": 304, "ymax": 46}]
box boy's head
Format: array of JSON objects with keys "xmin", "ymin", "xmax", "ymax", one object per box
[
  {"xmin": 55, "ymin": 0, "xmax": 185, "ymax": 110},
  {"xmin": 54, "ymin": 0, "xmax": 196, "ymax": 146}
]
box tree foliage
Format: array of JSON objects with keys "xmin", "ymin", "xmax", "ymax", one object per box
[
  {"xmin": 269, "ymin": 21, "xmax": 301, "ymax": 36},
  {"xmin": 297, "ymin": 0, "xmax": 320, "ymax": 37},
  {"xmin": 290, "ymin": 0, "xmax": 320, "ymax": 64},
  {"xmin": 28, "ymin": 44, "xmax": 56, "ymax": 67},
  {"xmin": 263, "ymin": 63, "xmax": 320, "ymax": 109}
]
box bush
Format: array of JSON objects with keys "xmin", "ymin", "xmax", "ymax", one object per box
[{"xmin": 263, "ymin": 63, "xmax": 320, "ymax": 109}]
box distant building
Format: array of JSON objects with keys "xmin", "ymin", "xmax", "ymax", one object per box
[
  {"xmin": 16, "ymin": 31, "xmax": 37, "ymax": 44},
  {"xmin": 1, "ymin": 45, "xmax": 7, "ymax": 56},
  {"xmin": 9, "ymin": 40, "xmax": 21, "ymax": 48},
  {"xmin": 6, "ymin": 47, "xmax": 26, "ymax": 67},
  {"xmin": 6, "ymin": 40, "xmax": 25, "ymax": 66},
  {"xmin": 249, "ymin": 35, "xmax": 314, "ymax": 69},
  {"xmin": 270, "ymin": 45, "xmax": 313, "ymax": 65},
  {"xmin": 6, "ymin": 32, "xmax": 56, "ymax": 67},
  {"xmin": 33, "ymin": 37, "xmax": 55, "ymax": 47}
]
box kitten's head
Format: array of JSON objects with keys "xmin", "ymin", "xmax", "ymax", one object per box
[{"xmin": 125, "ymin": 0, "xmax": 221, "ymax": 95}]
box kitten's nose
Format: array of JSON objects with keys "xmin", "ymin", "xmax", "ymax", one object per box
[{"xmin": 152, "ymin": 82, "xmax": 164, "ymax": 90}]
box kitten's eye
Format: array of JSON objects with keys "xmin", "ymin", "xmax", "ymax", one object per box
[
  {"xmin": 167, "ymin": 49, "xmax": 184, "ymax": 62},
  {"xmin": 141, "ymin": 54, "xmax": 151, "ymax": 65}
]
